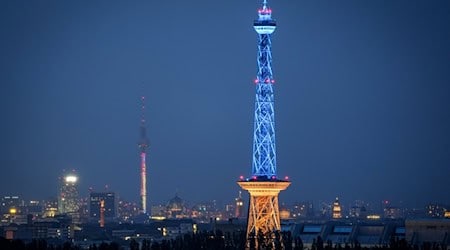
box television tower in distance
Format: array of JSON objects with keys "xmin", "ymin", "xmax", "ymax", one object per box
[
  {"xmin": 237, "ymin": 0, "xmax": 290, "ymax": 248},
  {"xmin": 138, "ymin": 96, "xmax": 149, "ymax": 214}
]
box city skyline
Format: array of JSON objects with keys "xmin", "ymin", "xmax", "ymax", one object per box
[
  {"xmin": 1, "ymin": 191, "xmax": 449, "ymax": 221},
  {"xmin": 1, "ymin": 0, "xmax": 450, "ymax": 208}
]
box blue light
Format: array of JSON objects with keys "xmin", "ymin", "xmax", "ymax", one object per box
[{"xmin": 251, "ymin": 0, "xmax": 277, "ymax": 178}]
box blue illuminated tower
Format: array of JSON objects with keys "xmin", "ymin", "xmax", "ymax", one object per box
[
  {"xmin": 252, "ymin": 0, "xmax": 277, "ymax": 178},
  {"xmin": 237, "ymin": 0, "xmax": 290, "ymax": 248}
]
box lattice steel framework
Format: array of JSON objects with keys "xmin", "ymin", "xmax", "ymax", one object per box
[
  {"xmin": 237, "ymin": 1, "xmax": 291, "ymax": 249},
  {"xmin": 238, "ymin": 181, "xmax": 290, "ymax": 249},
  {"xmin": 252, "ymin": 0, "xmax": 277, "ymax": 178}
]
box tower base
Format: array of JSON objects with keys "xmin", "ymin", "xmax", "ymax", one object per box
[{"xmin": 237, "ymin": 180, "xmax": 290, "ymax": 249}]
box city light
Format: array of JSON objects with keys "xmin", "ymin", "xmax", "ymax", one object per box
[
  {"xmin": 9, "ymin": 208, "xmax": 17, "ymax": 214},
  {"xmin": 65, "ymin": 175, "xmax": 77, "ymax": 183},
  {"xmin": 367, "ymin": 214, "xmax": 381, "ymax": 220}
]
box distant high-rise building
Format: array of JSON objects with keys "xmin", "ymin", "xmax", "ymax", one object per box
[
  {"xmin": 89, "ymin": 192, "xmax": 116, "ymax": 223},
  {"xmin": 235, "ymin": 191, "xmax": 244, "ymax": 218},
  {"xmin": 58, "ymin": 173, "xmax": 80, "ymax": 222},
  {"xmin": 332, "ymin": 197, "xmax": 342, "ymax": 219}
]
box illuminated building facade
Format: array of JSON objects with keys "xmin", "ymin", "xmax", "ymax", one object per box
[
  {"xmin": 89, "ymin": 192, "xmax": 116, "ymax": 224},
  {"xmin": 151, "ymin": 204, "xmax": 166, "ymax": 219},
  {"xmin": 279, "ymin": 207, "xmax": 291, "ymax": 220},
  {"xmin": 332, "ymin": 197, "xmax": 342, "ymax": 219},
  {"xmin": 235, "ymin": 191, "xmax": 244, "ymax": 218},
  {"xmin": 43, "ymin": 198, "xmax": 58, "ymax": 218},
  {"xmin": 445, "ymin": 211, "xmax": 450, "ymax": 219},
  {"xmin": 58, "ymin": 173, "xmax": 80, "ymax": 222},
  {"xmin": 237, "ymin": 0, "xmax": 290, "ymax": 248}
]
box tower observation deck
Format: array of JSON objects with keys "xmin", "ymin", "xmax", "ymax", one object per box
[{"xmin": 237, "ymin": 0, "xmax": 290, "ymax": 248}]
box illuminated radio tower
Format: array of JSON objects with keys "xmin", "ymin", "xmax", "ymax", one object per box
[
  {"xmin": 138, "ymin": 96, "xmax": 149, "ymax": 214},
  {"xmin": 237, "ymin": 0, "xmax": 290, "ymax": 248}
]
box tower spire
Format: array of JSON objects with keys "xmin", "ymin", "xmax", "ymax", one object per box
[
  {"xmin": 138, "ymin": 95, "xmax": 149, "ymax": 214},
  {"xmin": 140, "ymin": 96, "xmax": 148, "ymax": 144}
]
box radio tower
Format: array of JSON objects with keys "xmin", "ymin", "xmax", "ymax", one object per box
[
  {"xmin": 237, "ymin": 0, "xmax": 290, "ymax": 248},
  {"xmin": 138, "ymin": 96, "xmax": 149, "ymax": 214}
]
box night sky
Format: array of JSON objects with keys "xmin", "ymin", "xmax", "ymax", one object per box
[{"xmin": 1, "ymin": 0, "xmax": 449, "ymax": 209}]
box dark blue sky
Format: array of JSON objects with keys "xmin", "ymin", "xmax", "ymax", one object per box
[{"xmin": 1, "ymin": 0, "xmax": 449, "ymax": 209}]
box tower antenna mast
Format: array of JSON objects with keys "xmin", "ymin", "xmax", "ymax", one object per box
[{"xmin": 138, "ymin": 95, "xmax": 149, "ymax": 214}]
